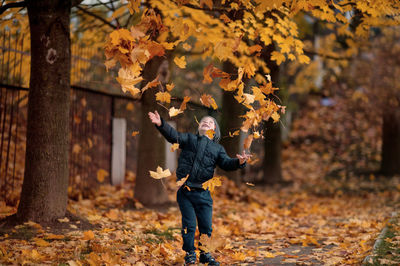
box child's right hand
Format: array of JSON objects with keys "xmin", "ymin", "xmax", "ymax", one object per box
[{"xmin": 148, "ymin": 110, "xmax": 162, "ymax": 126}]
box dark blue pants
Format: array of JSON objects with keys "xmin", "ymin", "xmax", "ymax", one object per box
[{"xmin": 177, "ymin": 186, "xmax": 213, "ymax": 252}]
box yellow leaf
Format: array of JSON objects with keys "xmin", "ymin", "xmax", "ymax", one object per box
[
  {"xmin": 169, "ymin": 107, "xmax": 184, "ymax": 117},
  {"xmin": 34, "ymin": 238, "xmax": 50, "ymax": 247},
  {"xmin": 246, "ymin": 182, "xmax": 255, "ymax": 186},
  {"xmin": 177, "ymin": 175, "xmax": 189, "ymax": 187},
  {"xmin": 298, "ymin": 54, "xmax": 310, "ymax": 64},
  {"xmin": 170, "ymin": 143, "xmax": 179, "ymax": 152},
  {"xmin": 271, "ymin": 112, "xmax": 280, "ymax": 123},
  {"xmin": 82, "ymin": 230, "xmax": 95, "ymax": 240},
  {"xmin": 174, "ymin": 56, "xmax": 186, "ymax": 68},
  {"xmin": 142, "ymin": 76, "xmax": 159, "ymax": 93},
  {"xmin": 45, "ymin": 234, "xmax": 64, "ymax": 240},
  {"xmin": 271, "ymin": 51, "xmax": 285, "ymax": 65},
  {"xmin": 149, "ymin": 166, "xmax": 171, "ymax": 179},
  {"xmin": 182, "ymin": 43, "xmax": 192, "ymax": 51},
  {"xmin": 155, "ymin": 91, "xmax": 171, "ymax": 103},
  {"xmin": 202, "ymin": 176, "xmax": 222, "ymax": 193},
  {"xmin": 132, "ymin": 131, "xmax": 139, "ymax": 137},
  {"xmin": 97, "ymin": 169, "xmax": 109, "ymax": 183}
]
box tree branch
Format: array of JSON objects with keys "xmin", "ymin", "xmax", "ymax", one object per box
[
  {"xmin": 75, "ymin": 5, "xmax": 117, "ymax": 29},
  {"xmin": 71, "ymin": 0, "xmax": 84, "ymax": 8},
  {"xmin": 304, "ymin": 49, "xmax": 352, "ymax": 61},
  {"xmin": 0, "ymin": 1, "xmax": 26, "ymax": 15}
]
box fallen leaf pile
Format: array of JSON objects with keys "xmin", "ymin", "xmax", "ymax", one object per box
[{"xmin": 1, "ymin": 174, "xmax": 399, "ymax": 265}]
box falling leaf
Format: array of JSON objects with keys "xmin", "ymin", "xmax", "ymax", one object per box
[
  {"xmin": 141, "ymin": 76, "xmax": 159, "ymax": 93},
  {"xmin": 126, "ymin": 102, "xmax": 134, "ymax": 111},
  {"xmin": 97, "ymin": 169, "xmax": 109, "ymax": 183},
  {"xmin": 155, "ymin": 91, "xmax": 171, "ymax": 103},
  {"xmin": 174, "ymin": 56, "xmax": 186, "ymax": 68},
  {"xmin": 132, "ymin": 131, "xmax": 139, "ymax": 137},
  {"xmin": 169, "ymin": 107, "xmax": 184, "ymax": 117},
  {"xmin": 205, "ymin": 129, "xmax": 215, "ymax": 139},
  {"xmin": 244, "ymin": 134, "xmax": 254, "ymax": 150},
  {"xmin": 179, "ymin": 96, "xmax": 191, "ymax": 111},
  {"xmin": 170, "ymin": 143, "xmax": 179, "ymax": 152},
  {"xmin": 166, "ymin": 83, "xmax": 175, "ymax": 92},
  {"xmin": 200, "ymin": 94, "xmax": 218, "ymax": 110},
  {"xmin": 271, "ymin": 112, "xmax": 280, "ymax": 123},
  {"xmin": 203, "ymin": 64, "xmax": 214, "ymax": 84},
  {"xmin": 246, "ymin": 182, "xmax": 255, "ymax": 186},
  {"xmin": 202, "ymin": 176, "xmax": 222, "ymax": 192},
  {"xmin": 149, "ymin": 166, "xmax": 171, "ymax": 179},
  {"xmin": 229, "ymin": 130, "xmax": 240, "ymax": 137},
  {"xmin": 72, "ymin": 144, "xmax": 81, "ymax": 154},
  {"xmin": 177, "ymin": 175, "xmax": 189, "ymax": 187}
]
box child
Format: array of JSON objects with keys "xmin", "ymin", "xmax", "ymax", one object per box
[{"xmin": 148, "ymin": 110, "xmax": 251, "ymax": 265}]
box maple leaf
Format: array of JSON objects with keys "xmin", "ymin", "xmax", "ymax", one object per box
[
  {"xmin": 205, "ymin": 129, "xmax": 215, "ymax": 139},
  {"xmin": 249, "ymin": 44, "xmax": 262, "ymax": 54},
  {"xmin": 170, "ymin": 143, "xmax": 179, "ymax": 152},
  {"xmin": 202, "ymin": 176, "xmax": 222, "ymax": 192},
  {"xmin": 271, "ymin": 51, "xmax": 285, "ymax": 65},
  {"xmin": 155, "ymin": 91, "xmax": 171, "ymax": 103},
  {"xmin": 166, "ymin": 83, "xmax": 175, "ymax": 92},
  {"xmin": 179, "ymin": 96, "xmax": 191, "ymax": 111},
  {"xmin": 203, "ymin": 63, "xmax": 214, "ymax": 84},
  {"xmin": 200, "ymin": 94, "xmax": 218, "ymax": 110},
  {"xmin": 271, "ymin": 112, "xmax": 280, "ymax": 123},
  {"xmin": 174, "ymin": 56, "xmax": 186, "ymax": 68},
  {"xmin": 169, "ymin": 107, "xmax": 183, "ymax": 117},
  {"xmin": 131, "ymin": 131, "xmax": 139, "ymax": 137},
  {"xmin": 149, "ymin": 166, "xmax": 171, "ymax": 179},
  {"xmin": 141, "ymin": 76, "xmax": 159, "ymax": 93},
  {"xmin": 82, "ymin": 230, "xmax": 95, "ymax": 240},
  {"xmin": 176, "ymin": 175, "xmax": 189, "ymax": 187}
]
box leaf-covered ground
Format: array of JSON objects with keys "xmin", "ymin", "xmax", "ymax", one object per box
[{"xmin": 1, "ymin": 174, "xmax": 399, "ymax": 265}]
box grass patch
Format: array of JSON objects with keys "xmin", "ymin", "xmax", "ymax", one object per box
[{"xmin": 144, "ymin": 227, "xmax": 179, "ymax": 244}]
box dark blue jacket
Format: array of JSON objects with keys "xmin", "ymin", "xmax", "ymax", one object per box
[{"xmin": 156, "ymin": 119, "xmax": 246, "ymax": 188}]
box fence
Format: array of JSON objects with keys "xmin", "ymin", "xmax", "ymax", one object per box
[{"xmin": 0, "ymin": 30, "xmax": 141, "ymax": 205}]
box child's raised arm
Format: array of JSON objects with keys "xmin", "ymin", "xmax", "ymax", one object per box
[{"xmin": 148, "ymin": 110, "xmax": 161, "ymax": 126}]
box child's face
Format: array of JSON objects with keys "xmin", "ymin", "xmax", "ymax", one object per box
[{"xmin": 199, "ymin": 117, "xmax": 216, "ymax": 133}]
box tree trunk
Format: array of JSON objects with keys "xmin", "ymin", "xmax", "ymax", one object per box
[
  {"xmin": 261, "ymin": 43, "xmax": 283, "ymax": 184},
  {"xmin": 16, "ymin": 0, "xmax": 71, "ymax": 222},
  {"xmin": 219, "ymin": 61, "xmax": 243, "ymax": 183},
  {"xmin": 262, "ymin": 119, "xmax": 282, "ymax": 184},
  {"xmin": 380, "ymin": 109, "xmax": 400, "ymax": 176},
  {"xmin": 135, "ymin": 57, "xmax": 169, "ymax": 206}
]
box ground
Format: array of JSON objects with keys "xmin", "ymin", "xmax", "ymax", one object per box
[{"xmin": 0, "ymin": 175, "xmax": 399, "ymax": 265}]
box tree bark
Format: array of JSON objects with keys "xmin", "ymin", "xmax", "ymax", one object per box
[
  {"xmin": 261, "ymin": 43, "xmax": 283, "ymax": 184},
  {"xmin": 219, "ymin": 61, "xmax": 243, "ymax": 183},
  {"xmin": 380, "ymin": 108, "xmax": 400, "ymax": 176},
  {"xmin": 16, "ymin": 0, "xmax": 71, "ymax": 222},
  {"xmin": 134, "ymin": 57, "xmax": 170, "ymax": 206}
]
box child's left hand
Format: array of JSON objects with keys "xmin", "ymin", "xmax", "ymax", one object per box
[{"xmin": 236, "ymin": 150, "xmax": 252, "ymax": 164}]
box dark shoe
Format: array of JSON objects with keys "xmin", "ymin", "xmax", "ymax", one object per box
[
  {"xmin": 184, "ymin": 251, "xmax": 196, "ymax": 265},
  {"xmin": 199, "ymin": 252, "xmax": 220, "ymax": 266}
]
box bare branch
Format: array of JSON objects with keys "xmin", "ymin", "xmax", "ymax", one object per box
[
  {"xmin": 75, "ymin": 5, "xmax": 117, "ymax": 30},
  {"xmin": 0, "ymin": 1, "xmax": 26, "ymax": 15}
]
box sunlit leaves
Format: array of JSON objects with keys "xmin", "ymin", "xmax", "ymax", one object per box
[
  {"xmin": 173, "ymin": 56, "xmax": 186, "ymax": 68},
  {"xmin": 155, "ymin": 91, "xmax": 171, "ymax": 104},
  {"xmin": 149, "ymin": 166, "xmax": 171, "ymax": 179}
]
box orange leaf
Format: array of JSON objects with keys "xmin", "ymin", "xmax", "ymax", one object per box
[
  {"xmin": 166, "ymin": 83, "xmax": 175, "ymax": 92},
  {"xmin": 202, "ymin": 176, "xmax": 222, "ymax": 193},
  {"xmin": 132, "ymin": 131, "xmax": 139, "ymax": 137},
  {"xmin": 179, "ymin": 96, "xmax": 191, "ymax": 111},
  {"xmin": 229, "ymin": 130, "xmax": 240, "ymax": 137},
  {"xmin": 142, "ymin": 76, "xmax": 159, "ymax": 93},
  {"xmin": 200, "ymin": 94, "xmax": 218, "ymax": 110},
  {"xmin": 97, "ymin": 169, "xmax": 109, "ymax": 183},
  {"xmin": 244, "ymin": 134, "xmax": 254, "ymax": 150},
  {"xmin": 176, "ymin": 175, "xmax": 189, "ymax": 187},
  {"xmin": 205, "ymin": 129, "xmax": 215, "ymax": 139},
  {"xmin": 249, "ymin": 44, "xmax": 262, "ymax": 54},
  {"xmin": 203, "ymin": 64, "xmax": 214, "ymax": 84}
]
